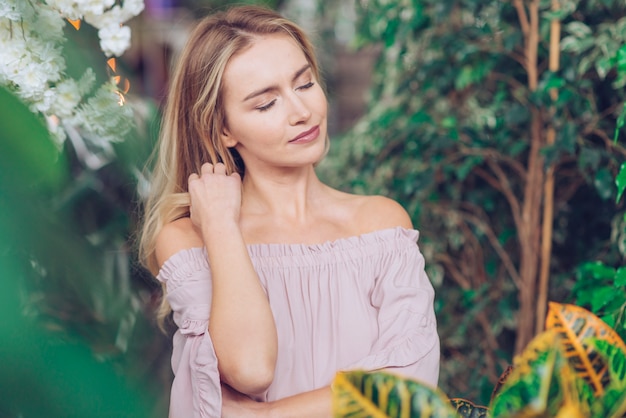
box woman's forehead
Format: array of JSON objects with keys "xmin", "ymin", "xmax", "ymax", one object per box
[{"xmin": 222, "ymin": 35, "xmax": 309, "ymax": 97}]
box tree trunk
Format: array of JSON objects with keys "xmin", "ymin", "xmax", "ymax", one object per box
[
  {"xmin": 536, "ymin": 0, "xmax": 562, "ymax": 334},
  {"xmin": 515, "ymin": 0, "xmax": 544, "ymax": 355},
  {"xmin": 517, "ymin": 107, "xmax": 545, "ymax": 355}
]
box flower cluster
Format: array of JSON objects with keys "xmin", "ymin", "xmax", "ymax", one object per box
[
  {"xmin": 46, "ymin": 0, "xmax": 144, "ymax": 57},
  {"xmin": 0, "ymin": 0, "xmax": 144, "ymax": 152}
]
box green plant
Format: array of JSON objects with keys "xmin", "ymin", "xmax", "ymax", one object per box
[
  {"xmin": 331, "ymin": 302, "xmax": 626, "ymax": 417},
  {"xmin": 319, "ymin": 0, "xmax": 626, "ymax": 403},
  {"xmin": 0, "ymin": 86, "xmax": 157, "ymax": 417}
]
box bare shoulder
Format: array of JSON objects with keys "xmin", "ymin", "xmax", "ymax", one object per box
[
  {"xmin": 155, "ymin": 217, "xmax": 203, "ymax": 268},
  {"xmin": 359, "ymin": 195, "xmax": 413, "ymax": 230},
  {"xmin": 331, "ymin": 191, "xmax": 413, "ymax": 233}
]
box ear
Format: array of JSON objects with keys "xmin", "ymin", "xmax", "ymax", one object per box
[{"xmin": 220, "ymin": 126, "xmax": 238, "ymax": 148}]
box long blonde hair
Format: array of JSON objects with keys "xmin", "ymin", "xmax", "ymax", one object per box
[{"xmin": 138, "ymin": 5, "xmax": 322, "ymax": 324}]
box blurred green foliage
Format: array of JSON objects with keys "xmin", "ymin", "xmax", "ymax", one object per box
[
  {"xmin": 0, "ymin": 87, "xmax": 160, "ymax": 417},
  {"xmin": 318, "ymin": 0, "xmax": 626, "ymax": 405}
]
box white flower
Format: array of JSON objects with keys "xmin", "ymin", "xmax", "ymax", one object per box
[
  {"xmin": 76, "ymin": 0, "xmax": 116, "ymax": 16},
  {"xmin": 1, "ymin": 0, "xmax": 37, "ymax": 22},
  {"xmin": 121, "ymin": 0, "xmax": 145, "ymax": 19},
  {"xmin": 35, "ymin": 7, "xmax": 66, "ymax": 42},
  {"xmin": 0, "ymin": 0, "xmax": 21, "ymax": 20},
  {"xmin": 1, "ymin": 0, "xmax": 144, "ymax": 153},
  {"xmin": 46, "ymin": 115, "xmax": 67, "ymax": 148},
  {"xmin": 98, "ymin": 24, "xmax": 131, "ymax": 57},
  {"xmin": 15, "ymin": 62, "xmax": 49, "ymax": 100},
  {"xmin": 33, "ymin": 89, "xmax": 56, "ymax": 113},
  {"xmin": 77, "ymin": 68, "xmax": 96, "ymax": 96},
  {"xmin": 33, "ymin": 42, "xmax": 66, "ymax": 83},
  {"xmin": 52, "ymin": 79, "xmax": 81, "ymax": 117},
  {"xmin": 44, "ymin": 0, "xmax": 82, "ymax": 20}
]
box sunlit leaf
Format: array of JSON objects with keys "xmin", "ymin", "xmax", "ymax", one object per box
[
  {"xmin": 332, "ymin": 370, "xmax": 457, "ymax": 418},
  {"xmin": 489, "ymin": 332, "xmax": 558, "ymax": 416},
  {"xmin": 489, "ymin": 331, "xmax": 588, "ymax": 417},
  {"xmin": 590, "ymin": 387, "xmax": 626, "ymax": 418},
  {"xmin": 587, "ymin": 339, "xmax": 626, "ymax": 389},
  {"xmin": 545, "ymin": 302, "xmax": 626, "ymax": 396},
  {"xmin": 449, "ymin": 398, "xmax": 488, "ymax": 417}
]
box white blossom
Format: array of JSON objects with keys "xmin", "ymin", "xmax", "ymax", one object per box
[
  {"xmin": 35, "ymin": 7, "xmax": 66, "ymax": 42},
  {"xmin": 98, "ymin": 23, "xmax": 131, "ymax": 57},
  {"xmin": 52, "ymin": 79, "xmax": 81, "ymax": 117},
  {"xmin": 33, "ymin": 89, "xmax": 56, "ymax": 113},
  {"xmin": 0, "ymin": 0, "xmax": 144, "ymax": 153},
  {"xmin": 77, "ymin": 0, "xmax": 116, "ymax": 17}
]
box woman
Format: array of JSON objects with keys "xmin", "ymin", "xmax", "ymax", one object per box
[{"xmin": 140, "ymin": 5, "xmax": 440, "ymax": 417}]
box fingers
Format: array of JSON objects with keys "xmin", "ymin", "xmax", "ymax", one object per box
[
  {"xmin": 188, "ymin": 172, "xmax": 199, "ymax": 184},
  {"xmin": 201, "ymin": 163, "xmax": 214, "ymax": 175},
  {"xmin": 213, "ymin": 163, "xmax": 227, "ymax": 175},
  {"xmin": 189, "ymin": 163, "xmax": 234, "ymax": 184},
  {"xmin": 199, "ymin": 162, "xmax": 229, "ymax": 176}
]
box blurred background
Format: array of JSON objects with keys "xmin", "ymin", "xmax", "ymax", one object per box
[{"xmin": 1, "ymin": 0, "xmax": 626, "ymax": 416}]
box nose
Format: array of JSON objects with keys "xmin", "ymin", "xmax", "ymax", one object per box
[{"xmin": 287, "ymin": 92, "xmax": 312, "ymax": 126}]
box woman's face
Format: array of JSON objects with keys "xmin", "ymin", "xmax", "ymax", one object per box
[{"xmin": 220, "ymin": 34, "xmax": 328, "ymax": 173}]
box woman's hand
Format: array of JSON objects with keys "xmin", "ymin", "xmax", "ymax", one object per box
[{"xmin": 188, "ymin": 162, "xmax": 242, "ymax": 232}]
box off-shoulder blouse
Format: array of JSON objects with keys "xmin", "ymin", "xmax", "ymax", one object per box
[{"xmin": 157, "ymin": 227, "xmax": 440, "ymax": 418}]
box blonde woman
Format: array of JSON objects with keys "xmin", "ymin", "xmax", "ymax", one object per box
[{"xmin": 140, "ymin": 5, "xmax": 440, "ymax": 417}]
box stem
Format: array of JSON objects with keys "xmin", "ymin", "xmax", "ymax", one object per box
[
  {"xmin": 516, "ymin": 0, "xmax": 543, "ymax": 355},
  {"xmin": 536, "ymin": 0, "xmax": 561, "ymax": 335}
]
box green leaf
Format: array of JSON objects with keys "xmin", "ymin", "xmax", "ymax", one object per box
[
  {"xmin": 615, "ymin": 102, "xmax": 626, "ymax": 143},
  {"xmin": 586, "ymin": 339, "xmax": 626, "ymax": 389},
  {"xmin": 332, "ymin": 370, "xmax": 458, "ymax": 418},
  {"xmin": 615, "ymin": 162, "xmax": 626, "ymax": 203},
  {"xmin": 450, "ymin": 398, "xmax": 489, "ymax": 417},
  {"xmin": 0, "ymin": 87, "xmax": 68, "ymax": 193},
  {"xmin": 594, "ymin": 168, "xmax": 614, "ymax": 200},
  {"xmin": 456, "ymin": 156, "xmax": 484, "ymax": 181},
  {"xmin": 564, "ymin": 21, "xmax": 592, "ymax": 38},
  {"xmin": 582, "ymin": 262, "xmax": 616, "ymax": 280},
  {"xmin": 591, "ymin": 286, "xmax": 618, "ymax": 312},
  {"xmin": 615, "ymin": 267, "xmax": 626, "ymax": 287}
]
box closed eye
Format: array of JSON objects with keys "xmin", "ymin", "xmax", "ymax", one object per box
[
  {"xmin": 297, "ymin": 81, "xmax": 314, "ymax": 91},
  {"xmin": 256, "ymin": 99, "xmax": 276, "ymax": 112}
]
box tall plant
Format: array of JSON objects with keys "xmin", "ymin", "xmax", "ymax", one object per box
[
  {"xmin": 319, "ymin": 0, "xmax": 626, "ymax": 402},
  {"xmin": 0, "ymin": 1, "xmax": 170, "ymax": 416}
]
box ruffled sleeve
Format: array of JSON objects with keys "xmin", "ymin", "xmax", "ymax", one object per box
[
  {"xmin": 346, "ymin": 229, "xmax": 440, "ymax": 386},
  {"xmin": 157, "ymin": 247, "xmax": 222, "ymax": 418}
]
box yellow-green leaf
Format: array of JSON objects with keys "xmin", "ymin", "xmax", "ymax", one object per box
[
  {"xmin": 332, "ymin": 370, "xmax": 457, "ymax": 418},
  {"xmin": 450, "ymin": 398, "xmax": 489, "ymax": 417},
  {"xmin": 489, "ymin": 331, "xmax": 588, "ymax": 417},
  {"xmin": 545, "ymin": 302, "xmax": 626, "ymax": 396}
]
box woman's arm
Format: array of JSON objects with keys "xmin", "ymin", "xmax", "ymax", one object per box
[
  {"xmin": 189, "ymin": 163, "xmax": 277, "ymax": 396},
  {"xmin": 186, "ymin": 162, "xmax": 277, "ymax": 396},
  {"xmin": 222, "ymin": 384, "xmax": 332, "ymax": 418}
]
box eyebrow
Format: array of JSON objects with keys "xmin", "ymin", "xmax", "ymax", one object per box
[{"xmin": 243, "ymin": 63, "xmax": 312, "ymax": 101}]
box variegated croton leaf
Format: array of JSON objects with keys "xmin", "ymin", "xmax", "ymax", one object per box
[{"xmin": 332, "ymin": 370, "xmax": 457, "ymax": 418}]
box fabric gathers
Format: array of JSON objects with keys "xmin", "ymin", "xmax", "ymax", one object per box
[
  {"xmin": 157, "ymin": 227, "xmax": 440, "ymax": 418},
  {"xmin": 159, "ymin": 249, "xmax": 222, "ymax": 418}
]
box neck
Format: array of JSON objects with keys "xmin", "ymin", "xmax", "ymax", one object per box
[{"xmin": 241, "ymin": 165, "xmax": 327, "ymax": 223}]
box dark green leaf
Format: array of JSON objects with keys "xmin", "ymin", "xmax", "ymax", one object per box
[{"xmin": 615, "ymin": 162, "xmax": 626, "ymax": 203}]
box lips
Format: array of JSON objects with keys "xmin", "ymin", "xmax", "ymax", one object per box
[{"xmin": 289, "ymin": 125, "xmax": 320, "ymax": 144}]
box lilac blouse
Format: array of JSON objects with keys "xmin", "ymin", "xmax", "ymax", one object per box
[{"xmin": 157, "ymin": 227, "xmax": 440, "ymax": 417}]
